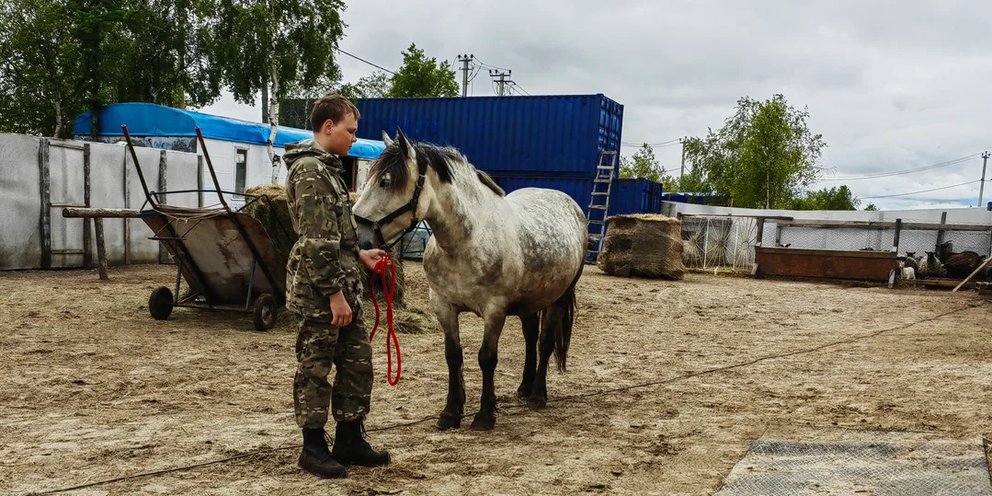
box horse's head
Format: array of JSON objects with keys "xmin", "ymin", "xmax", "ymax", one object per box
[{"xmin": 353, "ymin": 130, "xmax": 444, "ymax": 249}]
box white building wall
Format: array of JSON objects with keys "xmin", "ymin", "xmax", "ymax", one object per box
[
  {"xmin": 0, "ymin": 134, "xmax": 42, "ymax": 269},
  {"xmin": 198, "ymin": 138, "xmax": 291, "ymax": 209},
  {"xmin": 664, "ymin": 201, "xmax": 992, "ymax": 256},
  {"xmin": 2, "ymin": 133, "xmax": 210, "ymax": 270},
  {"xmin": 89, "ymin": 142, "xmax": 129, "ymax": 264},
  {"xmin": 2, "ymin": 132, "xmax": 368, "ymax": 270}
]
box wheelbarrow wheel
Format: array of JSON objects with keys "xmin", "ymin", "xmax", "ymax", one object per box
[
  {"xmin": 149, "ymin": 287, "xmax": 174, "ymax": 320},
  {"xmin": 253, "ymin": 293, "xmax": 278, "ymax": 331}
]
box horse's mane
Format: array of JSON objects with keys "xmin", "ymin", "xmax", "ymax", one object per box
[{"xmin": 370, "ymin": 142, "xmax": 505, "ymax": 197}]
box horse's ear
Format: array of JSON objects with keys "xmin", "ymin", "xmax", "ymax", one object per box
[
  {"xmin": 396, "ymin": 128, "xmax": 413, "ymax": 160},
  {"xmin": 381, "ymin": 131, "xmax": 394, "ymax": 147}
]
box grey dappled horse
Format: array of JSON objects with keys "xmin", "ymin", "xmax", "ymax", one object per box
[{"xmin": 353, "ymin": 131, "xmax": 586, "ymax": 431}]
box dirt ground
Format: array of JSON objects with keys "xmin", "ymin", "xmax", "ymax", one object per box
[{"xmin": 1, "ymin": 262, "xmax": 991, "ymax": 495}]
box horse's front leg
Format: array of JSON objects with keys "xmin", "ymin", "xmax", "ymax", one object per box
[
  {"xmin": 471, "ymin": 312, "xmax": 507, "ymax": 431},
  {"xmin": 435, "ymin": 304, "xmax": 465, "ymax": 430}
]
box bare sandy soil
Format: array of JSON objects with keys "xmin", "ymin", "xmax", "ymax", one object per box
[{"xmin": 1, "ymin": 262, "xmax": 990, "ymax": 495}]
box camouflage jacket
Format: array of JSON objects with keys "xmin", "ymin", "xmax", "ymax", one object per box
[{"xmin": 284, "ymin": 140, "xmax": 363, "ymax": 309}]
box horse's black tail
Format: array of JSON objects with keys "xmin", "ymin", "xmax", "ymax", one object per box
[{"xmin": 543, "ymin": 265, "xmax": 582, "ymax": 372}]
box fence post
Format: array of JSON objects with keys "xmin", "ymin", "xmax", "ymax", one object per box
[
  {"xmin": 892, "ymin": 218, "xmax": 902, "ymax": 252},
  {"xmin": 123, "ymin": 151, "xmax": 131, "ymax": 265},
  {"xmin": 158, "ymin": 150, "xmax": 168, "ymax": 263},
  {"xmin": 935, "ymin": 211, "xmax": 947, "ymax": 249},
  {"xmin": 83, "ymin": 143, "xmax": 92, "ymax": 267},
  {"xmin": 94, "ymin": 218, "xmax": 109, "ymax": 280},
  {"xmin": 38, "ymin": 138, "xmax": 51, "ymax": 269}
]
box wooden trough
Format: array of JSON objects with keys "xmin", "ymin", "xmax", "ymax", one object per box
[{"xmin": 754, "ymin": 246, "xmax": 898, "ymax": 282}]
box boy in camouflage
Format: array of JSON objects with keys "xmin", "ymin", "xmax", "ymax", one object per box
[{"xmin": 284, "ymin": 94, "xmax": 390, "ymax": 478}]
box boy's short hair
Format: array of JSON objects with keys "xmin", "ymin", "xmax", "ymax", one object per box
[{"xmin": 310, "ymin": 94, "xmax": 360, "ymax": 131}]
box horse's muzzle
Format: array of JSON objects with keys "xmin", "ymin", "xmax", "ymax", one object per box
[{"xmin": 355, "ymin": 223, "xmax": 378, "ymax": 250}]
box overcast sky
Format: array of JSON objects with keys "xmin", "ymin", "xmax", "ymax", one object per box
[{"xmin": 202, "ymin": 0, "xmax": 992, "ymax": 210}]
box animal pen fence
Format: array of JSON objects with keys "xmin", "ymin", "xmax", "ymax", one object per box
[{"xmin": 679, "ymin": 213, "xmax": 992, "ymax": 276}]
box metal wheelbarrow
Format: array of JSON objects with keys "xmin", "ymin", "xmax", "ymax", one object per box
[{"xmin": 124, "ymin": 125, "xmax": 287, "ymax": 331}]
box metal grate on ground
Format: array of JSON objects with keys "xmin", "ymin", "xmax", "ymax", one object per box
[{"xmin": 718, "ymin": 430, "xmax": 992, "ymax": 496}]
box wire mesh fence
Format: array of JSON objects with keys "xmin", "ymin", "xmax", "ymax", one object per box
[
  {"xmin": 680, "ymin": 214, "xmax": 992, "ymax": 274},
  {"xmin": 680, "ymin": 215, "xmax": 760, "ymax": 271}
]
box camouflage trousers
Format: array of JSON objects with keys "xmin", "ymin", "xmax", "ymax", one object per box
[{"xmin": 293, "ymin": 304, "xmax": 374, "ymax": 428}]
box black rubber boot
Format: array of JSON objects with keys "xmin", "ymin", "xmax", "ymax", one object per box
[
  {"xmin": 330, "ymin": 419, "xmax": 391, "ymax": 466},
  {"xmin": 298, "ymin": 427, "xmax": 347, "ymax": 478}
]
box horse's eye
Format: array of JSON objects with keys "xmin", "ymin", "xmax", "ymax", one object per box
[{"xmin": 379, "ymin": 174, "xmax": 391, "ymax": 188}]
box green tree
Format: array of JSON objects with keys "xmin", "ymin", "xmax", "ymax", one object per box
[
  {"xmin": 102, "ymin": 0, "xmax": 222, "ymax": 107},
  {"xmin": 619, "ymin": 143, "xmax": 666, "ymax": 182},
  {"xmin": 209, "ymin": 0, "xmax": 345, "ymax": 179},
  {"xmin": 790, "ymin": 185, "xmax": 860, "ymax": 210},
  {"xmin": 619, "ymin": 143, "xmax": 714, "ymax": 194},
  {"xmin": 684, "ymin": 94, "xmax": 826, "ymax": 208},
  {"xmin": 661, "ymin": 169, "xmax": 711, "ymax": 194},
  {"xmin": 338, "ymin": 70, "xmax": 390, "ymax": 100},
  {"xmin": 388, "ymin": 43, "xmax": 459, "ymax": 98},
  {"xmin": 864, "ymin": 203, "xmax": 878, "ymax": 211},
  {"xmin": 0, "ymin": 0, "xmax": 82, "ymax": 137},
  {"xmin": 0, "ymin": 0, "xmax": 223, "ymax": 138}
]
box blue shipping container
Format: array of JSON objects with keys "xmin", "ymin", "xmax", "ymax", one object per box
[
  {"xmin": 489, "ymin": 177, "xmax": 663, "ymax": 218},
  {"xmin": 611, "ymin": 178, "xmax": 665, "ymax": 216},
  {"xmin": 356, "ymin": 95, "xmax": 623, "ymax": 178}
]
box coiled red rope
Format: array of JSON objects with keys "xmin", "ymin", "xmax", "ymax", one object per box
[{"xmin": 369, "ymin": 255, "xmax": 401, "ymax": 385}]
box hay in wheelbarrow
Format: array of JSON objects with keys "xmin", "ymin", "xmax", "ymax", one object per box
[
  {"xmin": 243, "ymin": 184, "xmax": 296, "ymax": 268},
  {"xmin": 598, "ymin": 214, "xmax": 685, "ymax": 280}
]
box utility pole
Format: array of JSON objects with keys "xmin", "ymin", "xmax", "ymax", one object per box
[
  {"xmin": 457, "ymin": 54, "xmax": 474, "ymax": 97},
  {"xmin": 489, "ymin": 69, "xmax": 511, "ymax": 96},
  {"xmin": 980, "ymin": 151, "xmax": 990, "ymax": 207},
  {"xmin": 679, "ymin": 136, "xmax": 688, "ymax": 176}
]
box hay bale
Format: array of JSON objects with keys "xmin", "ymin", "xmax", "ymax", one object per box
[
  {"xmin": 243, "ymin": 184, "xmax": 296, "ymax": 268},
  {"xmin": 598, "ymin": 214, "xmax": 685, "ymax": 280}
]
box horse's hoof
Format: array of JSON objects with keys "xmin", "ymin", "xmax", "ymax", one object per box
[
  {"xmin": 516, "ymin": 386, "xmax": 531, "ymax": 400},
  {"xmin": 436, "ymin": 414, "xmax": 462, "ymax": 430},
  {"xmin": 526, "ymin": 395, "xmax": 547, "ymax": 410},
  {"xmin": 469, "ymin": 415, "xmax": 496, "ymax": 431}
]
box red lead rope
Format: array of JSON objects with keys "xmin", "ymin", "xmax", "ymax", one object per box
[{"xmin": 369, "ymin": 255, "xmax": 401, "ymax": 385}]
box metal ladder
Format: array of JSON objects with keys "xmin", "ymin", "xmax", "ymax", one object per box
[{"xmin": 586, "ymin": 150, "xmax": 617, "ymax": 262}]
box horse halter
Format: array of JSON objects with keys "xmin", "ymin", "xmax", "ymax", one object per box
[{"xmin": 354, "ymin": 159, "xmax": 428, "ymax": 250}]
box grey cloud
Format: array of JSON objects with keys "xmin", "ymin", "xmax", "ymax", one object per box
[{"xmin": 207, "ymin": 0, "xmax": 992, "ymax": 210}]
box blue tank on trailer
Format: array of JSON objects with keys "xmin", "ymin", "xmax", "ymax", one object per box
[{"xmin": 356, "ymin": 95, "xmax": 623, "ymax": 178}]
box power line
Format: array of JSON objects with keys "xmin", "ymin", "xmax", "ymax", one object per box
[
  {"xmin": 472, "ymin": 56, "xmax": 510, "ymax": 72},
  {"xmin": 334, "ymin": 48, "xmax": 396, "ymax": 75},
  {"xmin": 510, "ymin": 81, "xmax": 532, "ymax": 96},
  {"xmin": 819, "ymin": 153, "xmax": 979, "ymax": 181},
  {"xmin": 467, "ymin": 63, "xmax": 484, "ymax": 83},
  {"xmin": 861, "ymin": 179, "xmax": 981, "ymax": 199},
  {"xmin": 621, "ymin": 139, "xmax": 681, "ymax": 148}
]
